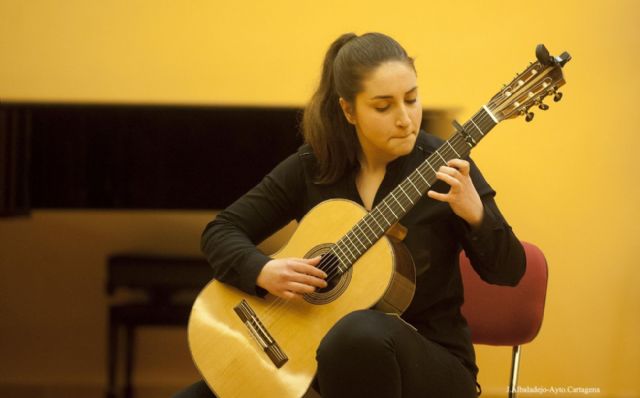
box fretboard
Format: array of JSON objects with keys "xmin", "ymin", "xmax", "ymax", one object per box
[{"xmin": 330, "ymin": 105, "xmax": 498, "ymax": 270}]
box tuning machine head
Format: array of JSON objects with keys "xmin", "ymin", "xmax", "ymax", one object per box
[
  {"xmin": 547, "ymin": 86, "xmax": 563, "ymax": 102},
  {"xmin": 553, "ymin": 91, "xmax": 563, "ymax": 102},
  {"xmin": 520, "ymin": 107, "xmax": 535, "ymax": 122},
  {"xmin": 536, "ymin": 99, "xmax": 549, "ymax": 110}
]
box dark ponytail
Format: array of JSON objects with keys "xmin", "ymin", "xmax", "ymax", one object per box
[{"xmin": 302, "ymin": 32, "xmax": 415, "ymax": 184}]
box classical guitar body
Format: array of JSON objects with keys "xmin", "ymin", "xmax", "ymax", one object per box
[{"xmin": 188, "ymin": 199, "xmax": 416, "ymax": 398}]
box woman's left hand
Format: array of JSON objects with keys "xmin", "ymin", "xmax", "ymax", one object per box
[{"xmin": 427, "ymin": 159, "xmax": 484, "ymax": 228}]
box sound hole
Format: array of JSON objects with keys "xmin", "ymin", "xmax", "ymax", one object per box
[{"xmin": 303, "ymin": 244, "xmax": 351, "ymax": 305}]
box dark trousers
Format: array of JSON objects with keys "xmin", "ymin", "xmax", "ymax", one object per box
[{"xmin": 173, "ymin": 310, "xmax": 477, "ymax": 398}]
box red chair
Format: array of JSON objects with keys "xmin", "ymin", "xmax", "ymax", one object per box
[{"xmin": 460, "ymin": 242, "xmax": 548, "ymax": 398}]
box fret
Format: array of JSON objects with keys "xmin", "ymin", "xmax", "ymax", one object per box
[
  {"xmin": 469, "ymin": 115, "xmax": 485, "ymax": 137},
  {"xmin": 368, "ymin": 212, "xmax": 385, "ymax": 232},
  {"xmin": 416, "ymin": 169, "xmax": 431, "ymax": 187},
  {"xmin": 335, "ymin": 254, "xmax": 347, "ymax": 273},
  {"xmin": 355, "ymin": 224, "xmax": 373, "ymax": 245},
  {"xmin": 374, "ymin": 208, "xmax": 390, "ymax": 226},
  {"xmin": 408, "ymin": 178, "xmax": 421, "ymax": 195},
  {"xmin": 446, "ymin": 141, "xmax": 460, "ymax": 158},
  {"xmin": 341, "ymin": 239, "xmax": 358, "ymax": 261},
  {"xmin": 334, "ymin": 242, "xmax": 356, "ymax": 260},
  {"xmin": 343, "ymin": 244, "xmax": 357, "ymax": 262},
  {"xmin": 398, "ymin": 185, "xmax": 414, "ymax": 205},
  {"xmin": 383, "ymin": 201, "xmax": 398, "ymax": 220},
  {"xmin": 333, "ymin": 105, "xmax": 498, "ymax": 272},
  {"xmin": 426, "ymin": 159, "xmax": 437, "ymax": 173},
  {"xmin": 452, "ymin": 136, "xmax": 471, "ymax": 158},
  {"xmin": 329, "ymin": 248, "xmax": 347, "ymax": 273},
  {"xmin": 344, "ymin": 232, "xmax": 363, "ymax": 256},
  {"xmin": 469, "ymin": 106, "xmax": 497, "ymax": 141},
  {"xmin": 390, "ymin": 191, "xmax": 406, "ymax": 212},
  {"xmin": 361, "ymin": 216, "xmax": 378, "ymax": 237}
]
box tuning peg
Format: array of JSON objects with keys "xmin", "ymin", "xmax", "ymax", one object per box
[
  {"xmin": 519, "ymin": 107, "xmax": 535, "ymax": 122},
  {"xmin": 538, "ymin": 102, "xmax": 549, "ymax": 110},
  {"xmin": 553, "ymin": 91, "xmax": 563, "ymax": 102},
  {"xmin": 525, "ymin": 111, "xmax": 535, "ymax": 122}
]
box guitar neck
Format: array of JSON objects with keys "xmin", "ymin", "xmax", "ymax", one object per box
[{"xmin": 332, "ymin": 105, "xmax": 498, "ymax": 264}]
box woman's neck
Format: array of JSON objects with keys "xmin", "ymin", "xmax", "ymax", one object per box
[
  {"xmin": 358, "ymin": 147, "xmax": 395, "ymax": 175},
  {"xmin": 355, "ymin": 159, "xmax": 386, "ymax": 211}
]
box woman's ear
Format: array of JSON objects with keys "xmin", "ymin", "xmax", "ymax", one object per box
[{"xmin": 339, "ymin": 97, "xmax": 356, "ymax": 125}]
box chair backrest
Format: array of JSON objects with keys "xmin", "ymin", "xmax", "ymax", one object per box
[{"xmin": 459, "ymin": 241, "xmax": 548, "ymax": 346}]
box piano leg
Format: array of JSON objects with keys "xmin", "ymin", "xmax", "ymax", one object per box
[
  {"xmin": 106, "ymin": 309, "xmax": 118, "ymax": 398},
  {"xmin": 124, "ymin": 324, "xmax": 134, "ymax": 398}
]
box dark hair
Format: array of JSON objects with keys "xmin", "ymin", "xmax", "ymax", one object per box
[{"xmin": 302, "ymin": 32, "xmax": 416, "ymax": 184}]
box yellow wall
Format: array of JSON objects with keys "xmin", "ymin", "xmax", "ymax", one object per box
[{"xmin": 1, "ymin": 0, "xmax": 639, "ymax": 397}]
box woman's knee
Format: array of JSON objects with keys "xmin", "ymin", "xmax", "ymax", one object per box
[{"xmin": 316, "ymin": 310, "xmax": 395, "ymax": 363}]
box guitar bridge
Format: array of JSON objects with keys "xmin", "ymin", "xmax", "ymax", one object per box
[{"xmin": 233, "ymin": 299, "xmax": 288, "ymax": 368}]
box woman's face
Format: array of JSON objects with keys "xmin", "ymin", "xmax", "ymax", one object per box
[{"xmin": 341, "ymin": 61, "xmax": 422, "ymax": 168}]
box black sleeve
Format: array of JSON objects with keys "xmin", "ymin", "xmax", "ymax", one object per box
[
  {"xmin": 453, "ymin": 159, "xmax": 526, "ymax": 286},
  {"xmin": 200, "ymin": 152, "xmax": 306, "ymax": 296}
]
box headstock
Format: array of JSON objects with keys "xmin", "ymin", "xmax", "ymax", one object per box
[{"xmin": 487, "ymin": 44, "xmax": 571, "ymax": 123}]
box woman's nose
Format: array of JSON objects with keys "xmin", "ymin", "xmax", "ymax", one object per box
[{"xmin": 396, "ymin": 105, "xmax": 411, "ymax": 127}]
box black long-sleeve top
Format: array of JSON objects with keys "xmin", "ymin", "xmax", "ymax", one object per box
[{"xmin": 201, "ymin": 130, "xmax": 526, "ymax": 378}]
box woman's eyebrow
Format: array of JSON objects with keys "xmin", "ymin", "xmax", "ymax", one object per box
[{"xmin": 369, "ymin": 86, "xmax": 417, "ymax": 100}]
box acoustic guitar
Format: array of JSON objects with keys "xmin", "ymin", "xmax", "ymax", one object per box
[{"xmin": 188, "ymin": 45, "xmax": 570, "ymax": 398}]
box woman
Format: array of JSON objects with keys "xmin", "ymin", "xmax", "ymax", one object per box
[{"xmin": 176, "ymin": 32, "xmax": 525, "ymax": 398}]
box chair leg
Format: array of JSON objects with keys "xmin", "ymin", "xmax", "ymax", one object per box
[{"xmin": 508, "ymin": 345, "xmax": 521, "ymax": 398}]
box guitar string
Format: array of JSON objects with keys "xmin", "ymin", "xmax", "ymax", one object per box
[
  {"xmin": 259, "ymin": 247, "xmax": 350, "ymax": 320},
  {"xmin": 318, "ymin": 115, "xmax": 492, "ymax": 283},
  {"xmin": 258, "ymin": 110, "xmax": 495, "ymax": 323},
  {"xmin": 321, "ymin": 132, "xmax": 472, "ymax": 282},
  {"xmin": 259, "ymin": 247, "xmax": 343, "ymax": 321},
  {"xmin": 319, "ymin": 110, "xmax": 494, "ymax": 282}
]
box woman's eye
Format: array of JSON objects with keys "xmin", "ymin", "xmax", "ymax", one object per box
[
  {"xmin": 405, "ymin": 98, "xmax": 417, "ymax": 104},
  {"xmin": 375, "ymin": 105, "xmax": 390, "ymax": 112}
]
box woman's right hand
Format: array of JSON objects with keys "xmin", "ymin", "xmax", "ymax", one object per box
[{"xmin": 256, "ymin": 256, "xmax": 328, "ymax": 299}]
